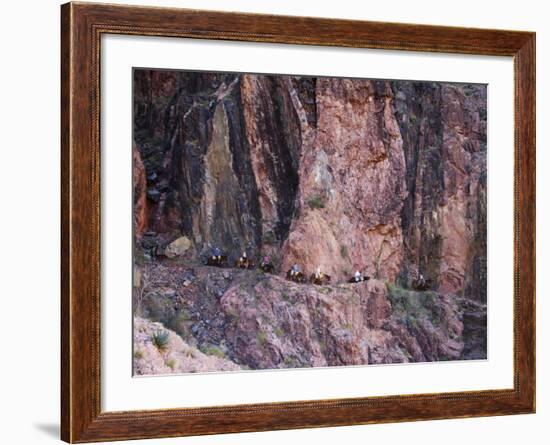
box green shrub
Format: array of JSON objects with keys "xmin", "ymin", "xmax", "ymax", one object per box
[
  {"xmin": 257, "ymin": 331, "xmax": 268, "ymax": 347},
  {"xmin": 307, "ymin": 194, "xmax": 326, "ymax": 209},
  {"xmin": 262, "ymin": 230, "xmax": 277, "ymax": 245},
  {"xmin": 225, "ymin": 307, "xmax": 240, "ymax": 323},
  {"xmin": 386, "ymin": 283, "xmax": 442, "ymax": 326},
  {"xmin": 283, "ymin": 356, "xmax": 300, "ymax": 367},
  {"xmin": 166, "ymin": 358, "xmax": 176, "ymax": 369},
  {"xmin": 166, "ymin": 310, "xmax": 192, "ymax": 341},
  {"xmin": 151, "ymin": 330, "xmax": 170, "ymax": 352},
  {"xmin": 201, "ymin": 344, "xmax": 225, "ymax": 359},
  {"xmin": 340, "ymin": 244, "xmax": 349, "ymax": 259}
]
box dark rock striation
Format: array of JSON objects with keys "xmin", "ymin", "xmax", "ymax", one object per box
[
  {"xmin": 392, "ymin": 81, "xmax": 487, "ymax": 300},
  {"xmin": 134, "ymin": 70, "xmax": 305, "ymax": 264}
]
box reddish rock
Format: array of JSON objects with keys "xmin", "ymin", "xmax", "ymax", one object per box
[
  {"xmin": 132, "ymin": 72, "xmax": 488, "ymax": 372},
  {"xmin": 280, "ymin": 79, "xmax": 407, "ymax": 282},
  {"xmin": 438, "ymin": 85, "xmax": 487, "ymax": 295},
  {"xmin": 392, "ymin": 82, "xmax": 487, "ymax": 300},
  {"xmin": 135, "ymin": 262, "xmax": 470, "ymax": 371},
  {"xmin": 132, "ymin": 143, "xmax": 148, "ymax": 239}
]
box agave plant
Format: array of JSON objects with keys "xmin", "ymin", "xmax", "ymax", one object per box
[{"xmin": 151, "ymin": 330, "xmax": 170, "ymax": 352}]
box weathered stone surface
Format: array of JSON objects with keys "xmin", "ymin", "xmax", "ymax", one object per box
[
  {"xmin": 133, "ymin": 316, "xmax": 240, "ymax": 375},
  {"xmin": 280, "ymin": 79, "xmax": 407, "ymax": 282},
  {"xmin": 164, "ymin": 236, "xmax": 192, "ymax": 258},
  {"xmin": 135, "ymin": 263, "xmax": 472, "ymax": 372},
  {"xmin": 240, "ymin": 75, "xmax": 301, "ymax": 255},
  {"xmin": 133, "ymin": 143, "xmax": 148, "ymax": 239},
  {"xmin": 392, "ymin": 82, "xmax": 487, "ymax": 300},
  {"xmin": 133, "ymin": 72, "xmax": 486, "ymax": 300},
  {"xmin": 134, "ymin": 71, "xmax": 264, "ymax": 263},
  {"xmin": 133, "ymin": 71, "xmax": 488, "ymax": 372}
]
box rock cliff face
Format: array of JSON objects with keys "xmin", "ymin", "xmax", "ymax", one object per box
[
  {"xmin": 392, "ymin": 82, "xmax": 487, "ymax": 300},
  {"xmin": 135, "ymin": 263, "xmax": 482, "ymax": 370},
  {"xmin": 280, "ymin": 79, "xmax": 407, "ymax": 282},
  {"xmin": 133, "ymin": 70, "xmax": 487, "ymax": 373}
]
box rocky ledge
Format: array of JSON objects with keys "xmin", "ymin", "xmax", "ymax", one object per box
[{"xmin": 134, "ymin": 262, "xmax": 486, "ymax": 373}]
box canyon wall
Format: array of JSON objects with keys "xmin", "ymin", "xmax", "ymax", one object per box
[
  {"xmin": 392, "ymin": 82, "xmax": 487, "ymax": 300},
  {"xmin": 133, "ymin": 70, "xmax": 488, "ymax": 371},
  {"xmin": 279, "ymin": 78, "xmax": 407, "ymax": 282},
  {"xmin": 134, "ymin": 70, "xmax": 486, "ymax": 298}
]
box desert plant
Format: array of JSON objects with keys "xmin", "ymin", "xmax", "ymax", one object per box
[
  {"xmin": 225, "ymin": 307, "xmax": 240, "ymax": 323},
  {"xmin": 386, "ymin": 283, "xmax": 442, "ymax": 327},
  {"xmin": 262, "ymin": 230, "xmax": 277, "ymax": 245},
  {"xmin": 133, "ymin": 349, "xmax": 143, "ymax": 359},
  {"xmin": 151, "ymin": 330, "xmax": 170, "ymax": 352},
  {"xmin": 283, "ymin": 356, "xmax": 300, "ymax": 367},
  {"xmin": 306, "ymin": 194, "xmax": 325, "ymax": 209},
  {"xmin": 256, "ymin": 331, "xmax": 268, "ymax": 347},
  {"xmin": 340, "ymin": 244, "xmax": 349, "ymax": 259},
  {"xmin": 201, "ymin": 344, "xmax": 226, "ymax": 359},
  {"xmin": 166, "ymin": 358, "xmax": 176, "ymax": 370},
  {"xmin": 134, "ymin": 270, "xmax": 153, "ymax": 316},
  {"xmin": 166, "ymin": 310, "xmax": 193, "ymax": 341}
]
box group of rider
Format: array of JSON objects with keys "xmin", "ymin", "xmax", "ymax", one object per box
[{"xmin": 205, "ymin": 247, "xmax": 370, "ymax": 285}]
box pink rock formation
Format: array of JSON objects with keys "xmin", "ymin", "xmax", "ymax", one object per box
[
  {"xmin": 392, "ymin": 82, "xmax": 487, "ymax": 299},
  {"xmin": 438, "ymin": 85, "xmax": 487, "ymax": 294},
  {"xmin": 135, "ymin": 260, "xmax": 481, "ymax": 373},
  {"xmin": 133, "ymin": 317, "xmax": 240, "ymax": 375},
  {"xmin": 280, "ymin": 79, "xmax": 407, "ymax": 282},
  {"xmin": 218, "ymin": 273, "xmax": 463, "ymax": 368}
]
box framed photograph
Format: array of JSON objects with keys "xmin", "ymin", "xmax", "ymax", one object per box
[{"xmin": 61, "ymin": 2, "xmax": 535, "ymax": 442}]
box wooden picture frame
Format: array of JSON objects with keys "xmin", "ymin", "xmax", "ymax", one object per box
[{"xmin": 61, "ymin": 1, "xmax": 535, "ymax": 442}]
